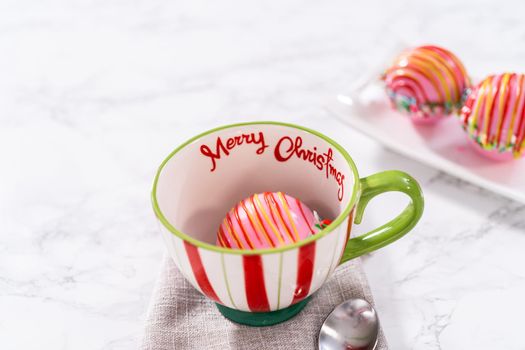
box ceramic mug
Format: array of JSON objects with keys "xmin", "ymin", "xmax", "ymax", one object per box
[{"xmin": 151, "ymin": 121, "xmax": 424, "ymax": 326}]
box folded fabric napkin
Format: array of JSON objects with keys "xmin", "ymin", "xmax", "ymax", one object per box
[{"xmin": 141, "ymin": 255, "xmax": 388, "ymax": 350}]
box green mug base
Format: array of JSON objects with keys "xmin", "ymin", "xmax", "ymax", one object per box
[{"xmin": 215, "ymin": 296, "xmax": 311, "ymax": 327}]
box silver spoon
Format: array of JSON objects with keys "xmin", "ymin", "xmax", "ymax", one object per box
[{"xmin": 318, "ymin": 298, "xmax": 379, "ymax": 350}]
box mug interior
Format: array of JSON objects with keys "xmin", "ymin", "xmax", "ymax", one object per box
[{"xmin": 154, "ymin": 123, "xmax": 357, "ymax": 250}]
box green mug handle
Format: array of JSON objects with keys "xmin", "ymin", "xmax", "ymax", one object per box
[{"xmin": 339, "ymin": 170, "xmax": 424, "ymax": 264}]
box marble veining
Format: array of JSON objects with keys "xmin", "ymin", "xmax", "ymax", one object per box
[{"xmin": 1, "ymin": 0, "xmax": 525, "ymax": 349}]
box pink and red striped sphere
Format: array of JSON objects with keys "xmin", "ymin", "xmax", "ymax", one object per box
[
  {"xmin": 461, "ymin": 73, "xmax": 525, "ymax": 160},
  {"xmin": 383, "ymin": 45, "xmax": 471, "ymax": 122},
  {"xmin": 217, "ymin": 192, "xmax": 325, "ymax": 249}
]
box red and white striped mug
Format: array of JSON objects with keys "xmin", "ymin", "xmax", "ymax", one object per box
[{"xmin": 152, "ymin": 121, "xmax": 424, "ymax": 326}]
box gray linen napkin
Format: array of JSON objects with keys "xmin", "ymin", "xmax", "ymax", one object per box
[{"xmin": 141, "ymin": 255, "xmax": 388, "ymax": 350}]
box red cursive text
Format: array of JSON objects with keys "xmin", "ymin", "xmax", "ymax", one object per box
[
  {"xmin": 274, "ymin": 136, "xmax": 345, "ymax": 201},
  {"xmin": 200, "ymin": 132, "xmax": 268, "ymax": 171}
]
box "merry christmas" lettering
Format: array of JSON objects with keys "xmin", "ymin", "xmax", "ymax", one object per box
[{"xmin": 199, "ymin": 131, "xmax": 346, "ymax": 201}]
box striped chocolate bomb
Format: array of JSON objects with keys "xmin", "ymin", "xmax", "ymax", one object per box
[
  {"xmin": 460, "ymin": 73, "xmax": 525, "ymax": 160},
  {"xmin": 383, "ymin": 45, "xmax": 471, "ymax": 123},
  {"xmin": 217, "ymin": 192, "xmax": 331, "ymax": 249}
]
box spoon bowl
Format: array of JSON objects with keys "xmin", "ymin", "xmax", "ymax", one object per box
[{"xmin": 318, "ymin": 298, "xmax": 379, "ymax": 350}]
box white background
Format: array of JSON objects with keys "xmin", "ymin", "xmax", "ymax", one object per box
[{"xmin": 1, "ymin": 0, "xmax": 525, "ymax": 349}]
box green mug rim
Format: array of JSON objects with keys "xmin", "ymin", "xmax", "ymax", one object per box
[{"xmin": 151, "ymin": 121, "xmax": 360, "ymax": 255}]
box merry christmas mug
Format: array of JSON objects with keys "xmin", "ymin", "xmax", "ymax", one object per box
[{"xmin": 151, "ymin": 121, "xmax": 424, "ymax": 326}]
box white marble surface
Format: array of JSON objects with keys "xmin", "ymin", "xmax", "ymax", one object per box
[{"xmin": 1, "ymin": 0, "xmax": 525, "ymax": 349}]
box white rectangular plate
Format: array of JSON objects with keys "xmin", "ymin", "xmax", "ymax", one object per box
[{"xmin": 327, "ymin": 83, "xmax": 525, "ymax": 204}]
